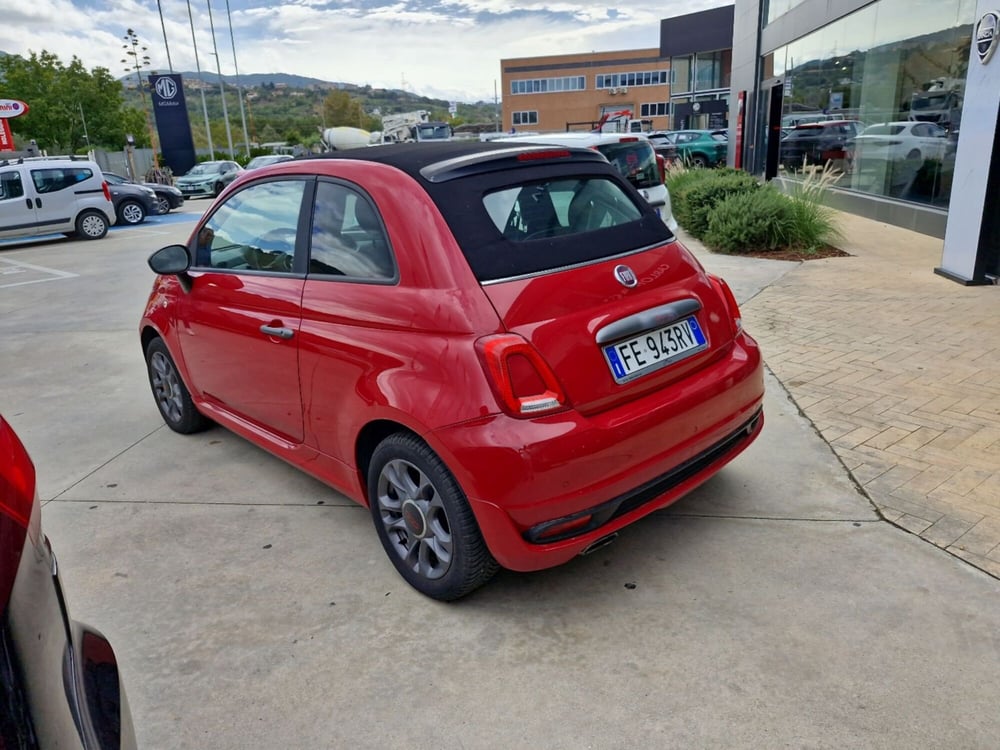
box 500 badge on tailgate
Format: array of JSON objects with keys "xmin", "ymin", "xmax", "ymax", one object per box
[{"xmin": 604, "ymin": 316, "xmax": 707, "ymax": 383}]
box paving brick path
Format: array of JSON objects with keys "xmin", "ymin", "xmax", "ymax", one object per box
[{"xmin": 686, "ymin": 212, "xmax": 1000, "ymax": 577}]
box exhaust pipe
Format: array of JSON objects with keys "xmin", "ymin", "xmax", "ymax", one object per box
[{"xmin": 580, "ymin": 532, "xmax": 619, "ymax": 556}]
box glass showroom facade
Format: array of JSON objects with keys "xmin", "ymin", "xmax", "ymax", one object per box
[{"xmin": 732, "ymin": 0, "xmax": 979, "ymax": 234}]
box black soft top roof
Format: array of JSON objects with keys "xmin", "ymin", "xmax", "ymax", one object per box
[
  {"xmin": 300, "ymin": 141, "xmax": 672, "ymax": 282},
  {"xmin": 299, "ymin": 142, "xmax": 608, "ymax": 184}
]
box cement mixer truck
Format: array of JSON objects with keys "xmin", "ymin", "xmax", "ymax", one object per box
[
  {"xmin": 375, "ymin": 111, "xmax": 453, "ymax": 144},
  {"xmin": 320, "ymin": 126, "xmax": 374, "ymax": 151}
]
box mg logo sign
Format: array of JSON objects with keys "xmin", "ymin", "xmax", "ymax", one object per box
[
  {"xmin": 977, "ymin": 11, "xmax": 999, "ymax": 65},
  {"xmin": 154, "ymin": 77, "xmax": 178, "ymax": 100}
]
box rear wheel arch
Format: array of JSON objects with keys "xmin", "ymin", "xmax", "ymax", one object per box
[{"xmin": 355, "ymin": 420, "xmax": 421, "ymax": 504}]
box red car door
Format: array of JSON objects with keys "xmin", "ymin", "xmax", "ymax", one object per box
[{"xmin": 178, "ymin": 179, "xmax": 308, "ymax": 442}]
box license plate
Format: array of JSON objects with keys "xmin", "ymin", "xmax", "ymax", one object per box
[{"xmin": 603, "ymin": 316, "xmax": 707, "ymax": 383}]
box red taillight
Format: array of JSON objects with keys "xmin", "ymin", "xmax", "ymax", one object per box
[
  {"xmin": 656, "ymin": 153, "xmax": 666, "ymax": 183},
  {"xmin": 478, "ymin": 334, "xmax": 569, "ymax": 417},
  {"xmin": 709, "ymin": 274, "xmax": 743, "ymax": 337},
  {"xmin": 517, "ymin": 149, "xmax": 572, "ymax": 161},
  {"xmin": 0, "ymin": 419, "xmax": 35, "ymax": 530},
  {"xmin": 1, "ymin": 418, "xmax": 39, "ymax": 613},
  {"xmin": 101, "ymin": 180, "xmax": 112, "ymax": 202},
  {"xmin": 620, "ymin": 137, "xmax": 639, "ymax": 142}
]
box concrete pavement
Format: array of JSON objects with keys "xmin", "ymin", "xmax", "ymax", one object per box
[
  {"xmin": 681, "ymin": 211, "xmax": 1000, "ymax": 579},
  {"xmin": 2, "ymin": 206, "xmax": 999, "ymax": 747}
]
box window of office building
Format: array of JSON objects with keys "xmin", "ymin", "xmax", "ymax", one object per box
[
  {"xmin": 695, "ymin": 51, "xmax": 729, "ymax": 91},
  {"xmin": 510, "ymin": 77, "xmax": 585, "ymax": 95},
  {"xmin": 671, "ymin": 57, "xmax": 692, "ymax": 94},
  {"xmin": 512, "ymin": 110, "xmax": 539, "ymax": 126},
  {"xmin": 595, "ymin": 71, "xmax": 669, "ymax": 89},
  {"xmin": 640, "ymin": 102, "xmax": 670, "ymax": 117},
  {"xmin": 764, "ymin": 0, "xmax": 808, "ymax": 26},
  {"xmin": 764, "ymin": 0, "xmax": 975, "ymax": 209}
]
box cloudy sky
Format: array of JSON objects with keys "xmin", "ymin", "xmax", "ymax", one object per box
[{"xmin": 0, "ymin": 0, "xmax": 727, "ymax": 102}]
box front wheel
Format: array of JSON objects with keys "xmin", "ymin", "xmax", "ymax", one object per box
[
  {"xmin": 118, "ymin": 199, "xmax": 146, "ymax": 225},
  {"xmin": 690, "ymin": 154, "xmax": 708, "ymax": 168},
  {"xmin": 145, "ymin": 338, "xmax": 210, "ymax": 434},
  {"xmin": 368, "ymin": 433, "xmax": 499, "ymax": 601},
  {"xmin": 156, "ymin": 195, "xmax": 171, "ymax": 214},
  {"xmin": 213, "ymin": 181, "xmax": 224, "ymax": 197},
  {"xmin": 75, "ymin": 210, "xmax": 109, "ymax": 240}
]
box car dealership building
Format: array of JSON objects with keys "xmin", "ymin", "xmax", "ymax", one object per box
[{"xmin": 730, "ymin": 0, "xmax": 1000, "ymax": 283}]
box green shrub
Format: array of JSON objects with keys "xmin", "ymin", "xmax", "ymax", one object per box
[
  {"xmin": 674, "ymin": 171, "xmax": 760, "ymax": 238},
  {"xmin": 704, "ymin": 184, "xmax": 841, "ymax": 255},
  {"xmin": 704, "ymin": 187, "xmax": 794, "ymax": 253}
]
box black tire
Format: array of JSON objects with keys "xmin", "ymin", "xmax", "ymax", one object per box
[
  {"xmin": 156, "ymin": 195, "xmax": 171, "ymax": 214},
  {"xmin": 118, "ymin": 199, "xmax": 146, "ymax": 225},
  {"xmin": 75, "ymin": 210, "xmax": 109, "ymax": 240},
  {"xmin": 144, "ymin": 338, "xmax": 210, "ymax": 434},
  {"xmin": 213, "ymin": 181, "xmax": 224, "ymax": 197},
  {"xmin": 368, "ymin": 433, "xmax": 499, "ymax": 601},
  {"xmin": 905, "ymin": 149, "xmax": 921, "ymax": 162},
  {"xmin": 690, "ymin": 154, "xmax": 708, "ymax": 168}
]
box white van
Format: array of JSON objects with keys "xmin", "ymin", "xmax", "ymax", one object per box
[
  {"xmin": 0, "ymin": 157, "xmax": 116, "ymax": 241},
  {"xmin": 495, "ymin": 132, "xmax": 677, "ymax": 232}
]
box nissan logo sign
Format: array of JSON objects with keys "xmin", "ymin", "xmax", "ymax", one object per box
[
  {"xmin": 614, "ymin": 265, "xmax": 638, "ymax": 288},
  {"xmin": 977, "ymin": 11, "xmax": 999, "ymax": 65}
]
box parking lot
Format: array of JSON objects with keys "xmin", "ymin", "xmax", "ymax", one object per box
[{"xmin": 2, "ymin": 203, "xmax": 1000, "ymax": 748}]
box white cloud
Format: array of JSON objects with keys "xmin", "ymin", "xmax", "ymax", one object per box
[{"xmin": 0, "ymin": 0, "xmax": 731, "ymax": 101}]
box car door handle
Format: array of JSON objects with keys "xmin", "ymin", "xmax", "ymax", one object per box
[
  {"xmin": 24, "ymin": 198, "xmax": 32, "ymax": 210},
  {"xmin": 260, "ymin": 324, "xmax": 294, "ymax": 340},
  {"xmin": 34, "ymin": 198, "xmax": 42, "ymax": 209}
]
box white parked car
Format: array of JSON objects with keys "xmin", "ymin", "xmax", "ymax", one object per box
[
  {"xmin": 849, "ymin": 121, "xmax": 949, "ymax": 164},
  {"xmin": 0, "ymin": 156, "xmax": 116, "ymax": 241},
  {"xmin": 495, "ymin": 131, "xmax": 678, "ymax": 233}
]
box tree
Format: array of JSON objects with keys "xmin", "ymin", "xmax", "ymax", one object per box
[
  {"xmin": 322, "ymin": 89, "xmax": 371, "ymax": 129},
  {"xmin": 0, "ymin": 51, "xmax": 137, "ymax": 152}
]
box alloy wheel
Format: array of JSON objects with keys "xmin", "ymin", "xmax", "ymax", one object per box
[
  {"xmin": 376, "ymin": 458, "xmax": 453, "ymax": 580},
  {"xmin": 149, "ymin": 350, "xmax": 185, "ymax": 424}
]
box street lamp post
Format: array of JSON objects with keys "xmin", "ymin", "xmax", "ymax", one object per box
[
  {"xmin": 206, "ymin": 2, "xmax": 235, "ymax": 158},
  {"xmin": 186, "ymin": 0, "xmax": 214, "ymax": 156},
  {"xmin": 121, "ymin": 28, "xmax": 159, "ymax": 169}
]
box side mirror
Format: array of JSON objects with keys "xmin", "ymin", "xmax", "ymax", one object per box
[{"xmin": 148, "ymin": 244, "xmax": 191, "ymax": 275}]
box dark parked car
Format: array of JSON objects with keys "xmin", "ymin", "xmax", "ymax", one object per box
[
  {"xmin": 0, "ymin": 416, "xmax": 136, "ymax": 748},
  {"xmin": 175, "ymin": 160, "xmax": 244, "ymax": 198},
  {"xmin": 780, "ymin": 120, "xmax": 864, "ymax": 170},
  {"xmin": 141, "ymin": 142, "xmax": 763, "ymax": 600},
  {"xmin": 104, "ymin": 171, "xmax": 184, "ymax": 215},
  {"xmin": 646, "ymin": 133, "xmax": 680, "ymax": 164},
  {"xmin": 102, "ymin": 174, "xmax": 160, "ymax": 225}
]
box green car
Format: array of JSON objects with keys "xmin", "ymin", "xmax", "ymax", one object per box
[{"xmin": 663, "ymin": 129, "xmax": 728, "ymax": 167}]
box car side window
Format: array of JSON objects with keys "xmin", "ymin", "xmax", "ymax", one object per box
[
  {"xmin": 0, "ymin": 170, "xmax": 24, "ymax": 200},
  {"xmin": 193, "ymin": 179, "xmax": 306, "ymax": 273},
  {"xmin": 308, "ymin": 181, "xmax": 395, "ymax": 280},
  {"xmin": 30, "ymin": 167, "xmax": 93, "ymax": 194}
]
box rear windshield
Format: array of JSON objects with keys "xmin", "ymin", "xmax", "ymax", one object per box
[
  {"xmin": 425, "ymin": 163, "xmax": 671, "ymax": 283},
  {"xmin": 594, "ymin": 141, "xmax": 661, "ymax": 190}
]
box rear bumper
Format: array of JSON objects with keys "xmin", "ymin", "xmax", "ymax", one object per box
[{"xmin": 431, "ymin": 331, "xmax": 764, "ymax": 572}]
